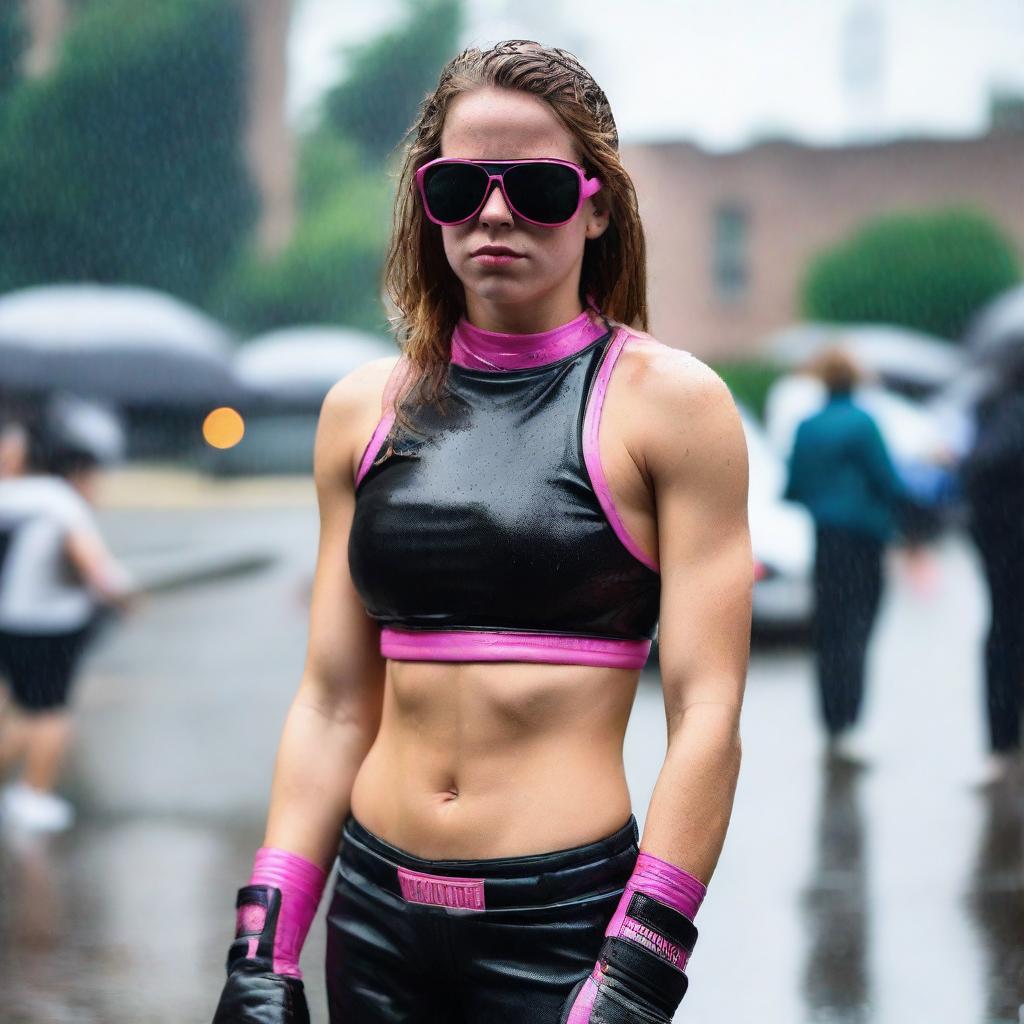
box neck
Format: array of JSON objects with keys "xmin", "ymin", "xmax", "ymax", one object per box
[{"xmin": 451, "ymin": 308, "xmax": 608, "ymax": 371}]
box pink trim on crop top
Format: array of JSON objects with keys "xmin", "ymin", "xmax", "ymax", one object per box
[
  {"xmin": 583, "ymin": 328, "xmax": 660, "ymax": 573},
  {"xmin": 355, "ymin": 409, "xmax": 396, "ymax": 489},
  {"xmin": 450, "ymin": 310, "xmax": 607, "ymax": 371},
  {"xmin": 380, "ymin": 628, "xmax": 651, "ymax": 669}
]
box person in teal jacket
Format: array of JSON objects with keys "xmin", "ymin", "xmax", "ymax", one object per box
[{"xmin": 784, "ymin": 349, "xmax": 906, "ymax": 758}]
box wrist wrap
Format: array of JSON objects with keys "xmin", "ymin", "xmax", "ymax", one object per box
[
  {"xmin": 563, "ymin": 852, "xmax": 705, "ymax": 1023},
  {"xmin": 232, "ymin": 846, "xmax": 327, "ymax": 979}
]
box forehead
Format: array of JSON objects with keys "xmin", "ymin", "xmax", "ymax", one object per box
[{"xmin": 441, "ymin": 86, "xmax": 578, "ymax": 161}]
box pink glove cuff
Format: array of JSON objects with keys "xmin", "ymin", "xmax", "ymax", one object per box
[
  {"xmin": 604, "ymin": 852, "xmax": 706, "ymax": 970},
  {"xmin": 242, "ymin": 846, "xmax": 328, "ymax": 978}
]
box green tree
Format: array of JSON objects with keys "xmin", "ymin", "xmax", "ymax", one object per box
[
  {"xmin": 801, "ymin": 207, "xmax": 1021, "ymax": 340},
  {"xmin": 214, "ymin": 170, "xmax": 392, "ymax": 333},
  {"xmin": 0, "ymin": 0, "xmax": 256, "ymax": 302},
  {"xmin": 216, "ymin": 0, "xmax": 464, "ymax": 333},
  {"xmin": 323, "ymin": 0, "xmax": 463, "ymax": 161},
  {"xmin": 0, "ymin": 0, "xmax": 27, "ymax": 97}
]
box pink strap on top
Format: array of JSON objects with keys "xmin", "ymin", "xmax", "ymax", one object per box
[
  {"xmin": 355, "ymin": 357, "xmax": 408, "ymax": 489},
  {"xmin": 582, "ymin": 328, "xmax": 660, "ymax": 573},
  {"xmin": 381, "ymin": 627, "xmax": 650, "ymax": 669}
]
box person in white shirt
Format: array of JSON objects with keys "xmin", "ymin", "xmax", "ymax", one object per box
[{"xmin": 0, "ymin": 412, "xmax": 133, "ymax": 831}]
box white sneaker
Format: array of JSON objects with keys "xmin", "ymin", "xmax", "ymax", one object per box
[
  {"xmin": 0, "ymin": 782, "xmax": 75, "ymax": 832},
  {"xmin": 826, "ymin": 729, "xmax": 871, "ymax": 768}
]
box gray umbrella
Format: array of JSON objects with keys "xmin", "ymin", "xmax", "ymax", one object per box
[
  {"xmin": 235, "ymin": 325, "xmax": 397, "ymax": 409},
  {"xmin": 0, "ymin": 283, "xmax": 244, "ymax": 407},
  {"xmin": 965, "ymin": 284, "xmax": 1024, "ymax": 367}
]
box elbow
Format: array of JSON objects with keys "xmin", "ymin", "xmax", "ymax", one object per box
[{"xmin": 296, "ymin": 668, "xmax": 384, "ymax": 737}]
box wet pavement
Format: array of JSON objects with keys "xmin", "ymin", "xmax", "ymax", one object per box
[{"xmin": 0, "ymin": 476, "xmax": 1022, "ymax": 1023}]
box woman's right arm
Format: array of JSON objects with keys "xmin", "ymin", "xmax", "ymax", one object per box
[{"xmin": 261, "ymin": 359, "xmax": 395, "ymax": 871}]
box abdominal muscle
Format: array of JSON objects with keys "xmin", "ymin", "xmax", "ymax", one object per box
[{"xmin": 349, "ymin": 657, "xmax": 640, "ymax": 860}]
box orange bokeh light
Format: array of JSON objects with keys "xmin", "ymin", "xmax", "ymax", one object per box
[{"xmin": 203, "ymin": 407, "xmax": 245, "ymax": 449}]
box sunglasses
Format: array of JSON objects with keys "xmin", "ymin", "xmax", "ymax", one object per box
[{"xmin": 415, "ymin": 157, "xmax": 603, "ymax": 228}]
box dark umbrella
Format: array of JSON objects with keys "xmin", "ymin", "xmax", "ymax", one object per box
[{"xmin": 0, "ymin": 284, "xmax": 245, "ymax": 407}]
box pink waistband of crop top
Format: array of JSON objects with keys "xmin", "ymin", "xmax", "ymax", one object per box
[
  {"xmin": 381, "ymin": 628, "xmax": 651, "ymax": 669},
  {"xmin": 450, "ymin": 310, "xmax": 608, "ymax": 371}
]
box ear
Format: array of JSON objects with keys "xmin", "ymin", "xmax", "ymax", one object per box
[{"xmin": 584, "ymin": 192, "xmax": 611, "ymax": 241}]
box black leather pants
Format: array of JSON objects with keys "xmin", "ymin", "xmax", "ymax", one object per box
[{"xmin": 325, "ymin": 815, "xmax": 639, "ymax": 1023}]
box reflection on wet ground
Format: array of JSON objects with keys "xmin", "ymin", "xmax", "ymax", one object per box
[
  {"xmin": 801, "ymin": 762, "xmax": 871, "ymax": 1023},
  {"xmin": 0, "ymin": 505, "xmax": 1021, "ymax": 1023}
]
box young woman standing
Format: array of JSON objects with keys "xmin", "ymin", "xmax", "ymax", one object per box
[{"xmin": 213, "ymin": 40, "xmax": 751, "ymax": 1024}]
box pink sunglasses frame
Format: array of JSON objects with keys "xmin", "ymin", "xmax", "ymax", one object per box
[{"xmin": 415, "ymin": 157, "xmax": 603, "ymax": 228}]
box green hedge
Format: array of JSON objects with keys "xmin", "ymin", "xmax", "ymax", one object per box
[
  {"xmin": 714, "ymin": 361, "xmax": 784, "ymax": 421},
  {"xmin": 801, "ymin": 207, "xmax": 1020, "ymax": 340}
]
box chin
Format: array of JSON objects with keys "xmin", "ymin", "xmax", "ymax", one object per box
[{"xmin": 465, "ymin": 275, "xmax": 535, "ymax": 307}]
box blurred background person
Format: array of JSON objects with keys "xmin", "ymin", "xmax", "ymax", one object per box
[
  {"xmin": 0, "ymin": 398, "xmax": 134, "ymax": 832},
  {"xmin": 0, "ymin": 406, "xmax": 30, "ymax": 480},
  {"xmin": 960, "ymin": 362, "xmax": 1024, "ymax": 787},
  {"xmin": 784, "ymin": 348, "xmax": 907, "ymax": 763}
]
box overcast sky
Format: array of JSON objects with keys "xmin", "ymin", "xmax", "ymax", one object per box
[{"xmin": 288, "ymin": 0, "xmax": 1024, "ymax": 149}]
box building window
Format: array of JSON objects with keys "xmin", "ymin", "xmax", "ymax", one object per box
[{"xmin": 713, "ymin": 203, "xmax": 750, "ymax": 303}]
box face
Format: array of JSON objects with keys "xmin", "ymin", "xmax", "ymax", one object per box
[{"xmin": 437, "ymin": 86, "xmax": 609, "ymax": 326}]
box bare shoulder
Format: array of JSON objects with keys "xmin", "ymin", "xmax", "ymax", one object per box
[
  {"xmin": 316, "ymin": 354, "xmax": 403, "ymax": 488},
  {"xmin": 321, "ymin": 354, "xmax": 403, "ymax": 419},
  {"xmin": 615, "ymin": 327, "xmax": 746, "ymax": 484}
]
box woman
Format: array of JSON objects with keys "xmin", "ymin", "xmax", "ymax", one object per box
[
  {"xmin": 0, "ymin": 407, "xmax": 132, "ymax": 831},
  {"xmin": 784, "ymin": 348, "xmax": 905, "ymax": 763},
  {"xmin": 213, "ymin": 40, "xmax": 751, "ymax": 1024}
]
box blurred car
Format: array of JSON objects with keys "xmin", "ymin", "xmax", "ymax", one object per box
[{"xmin": 741, "ymin": 406, "xmax": 815, "ymax": 633}]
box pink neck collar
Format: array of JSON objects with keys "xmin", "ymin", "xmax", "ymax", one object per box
[{"xmin": 450, "ymin": 311, "xmax": 608, "ymax": 371}]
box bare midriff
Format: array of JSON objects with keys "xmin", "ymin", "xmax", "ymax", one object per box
[{"xmin": 349, "ymin": 657, "xmax": 640, "ymax": 860}]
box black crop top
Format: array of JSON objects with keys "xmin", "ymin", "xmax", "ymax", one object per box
[{"xmin": 347, "ymin": 313, "xmax": 661, "ymax": 669}]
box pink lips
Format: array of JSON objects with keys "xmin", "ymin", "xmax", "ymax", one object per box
[{"xmin": 471, "ymin": 245, "xmax": 524, "ymax": 267}]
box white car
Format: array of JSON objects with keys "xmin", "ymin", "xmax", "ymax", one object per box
[{"xmin": 740, "ymin": 407, "xmax": 815, "ymax": 633}]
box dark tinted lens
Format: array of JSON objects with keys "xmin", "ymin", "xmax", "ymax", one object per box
[
  {"xmin": 423, "ymin": 162, "xmax": 489, "ymax": 223},
  {"xmin": 503, "ymin": 163, "xmax": 580, "ymax": 224}
]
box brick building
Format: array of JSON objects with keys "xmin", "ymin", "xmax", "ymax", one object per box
[{"xmin": 622, "ymin": 132, "xmax": 1024, "ymax": 359}]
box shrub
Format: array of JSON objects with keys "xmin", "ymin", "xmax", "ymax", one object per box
[{"xmin": 801, "ymin": 207, "xmax": 1020, "ymax": 340}]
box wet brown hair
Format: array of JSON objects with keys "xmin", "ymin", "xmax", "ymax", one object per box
[{"xmin": 382, "ymin": 39, "xmax": 649, "ymax": 431}]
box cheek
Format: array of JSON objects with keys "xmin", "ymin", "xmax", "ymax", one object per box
[
  {"xmin": 440, "ymin": 227, "xmax": 471, "ymax": 276},
  {"xmin": 534, "ymin": 223, "xmax": 588, "ymax": 272}
]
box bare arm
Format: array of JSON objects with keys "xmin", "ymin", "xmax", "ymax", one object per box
[
  {"xmin": 65, "ymin": 528, "xmax": 134, "ymax": 607},
  {"xmin": 261, "ymin": 361, "xmax": 395, "ymax": 871},
  {"xmin": 636, "ymin": 351, "xmax": 753, "ymax": 883}
]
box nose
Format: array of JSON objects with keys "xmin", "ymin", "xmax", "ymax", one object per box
[{"xmin": 477, "ymin": 178, "xmax": 514, "ymax": 228}]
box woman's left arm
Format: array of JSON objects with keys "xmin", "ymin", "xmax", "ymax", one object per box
[
  {"xmin": 560, "ymin": 353, "xmax": 753, "ymax": 1023},
  {"xmin": 641, "ymin": 352, "xmax": 753, "ymax": 882}
]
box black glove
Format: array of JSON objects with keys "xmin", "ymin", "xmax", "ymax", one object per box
[
  {"xmin": 212, "ymin": 885, "xmax": 311, "ymax": 1024},
  {"xmin": 560, "ymin": 896, "xmax": 697, "ymax": 1024}
]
